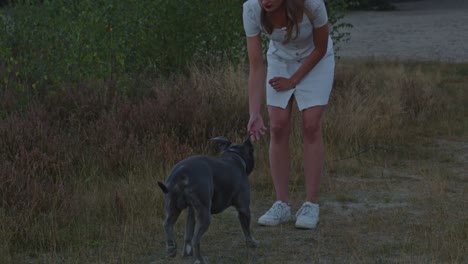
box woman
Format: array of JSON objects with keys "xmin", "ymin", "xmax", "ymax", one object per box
[{"xmin": 242, "ymin": 0, "xmax": 334, "ymax": 229}]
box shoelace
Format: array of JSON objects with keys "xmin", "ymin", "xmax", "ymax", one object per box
[
  {"xmin": 265, "ymin": 203, "xmax": 286, "ymax": 217},
  {"xmin": 296, "ymin": 204, "xmax": 315, "ymax": 217}
]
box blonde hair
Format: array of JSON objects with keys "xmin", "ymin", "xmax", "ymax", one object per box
[{"xmin": 260, "ymin": 0, "xmax": 305, "ymax": 44}]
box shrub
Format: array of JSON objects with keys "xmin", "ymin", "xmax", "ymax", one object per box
[
  {"xmin": 0, "ymin": 0, "xmax": 244, "ymax": 86},
  {"xmin": 0, "ymin": 0, "xmax": 351, "ymax": 109}
]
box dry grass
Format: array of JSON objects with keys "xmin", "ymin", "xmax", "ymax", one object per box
[{"xmin": 0, "ymin": 58, "xmax": 467, "ymax": 264}]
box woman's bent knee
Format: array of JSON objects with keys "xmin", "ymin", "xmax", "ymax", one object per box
[
  {"xmin": 302, "ymin": 123, "xmax": 322, "ymax": 144},
  {"xmin": 270, "ymin": 121, "xmax": 290, "ymax": 143}
]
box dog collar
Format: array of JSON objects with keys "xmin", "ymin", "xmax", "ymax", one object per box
[{"xmin": 225, "ymin": 150, "xmax": 247, "ymax": 172}]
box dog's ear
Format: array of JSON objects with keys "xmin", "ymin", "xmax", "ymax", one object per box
[
  {"xmin": 210, "ymin": 136, "xmax": 231, "ymax": 151},
  {"xmin": 157, "ymin": 181, "xmax": 169, "ymax": 194}
]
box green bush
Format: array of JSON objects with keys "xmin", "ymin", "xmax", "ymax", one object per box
[
  {"xmin": 0, "ymin": 1, "xmax": 246, "ymax": 88},
  {"xmin": 10, "ymin": 1, "xmax": 239, "ymax": 71},
  {"xmin": 0, "ymin": 0, "xmax": 350, "ymax": 108}
]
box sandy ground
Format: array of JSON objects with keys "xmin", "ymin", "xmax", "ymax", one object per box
[{"xmin": 336, "ymin": 0, "xmax": 468, "ymax": 62}]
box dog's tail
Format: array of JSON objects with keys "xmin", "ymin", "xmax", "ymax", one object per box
[
  {"xmin": 157, "ymin": 181, "xmax": 169, "ymax": 194},
  {"xmin": 158, "ymin": 173, "xmax": 189, "ymax": 193},
  {"xmin": 158, "ymin": 168, "xmax": 190, "ymax": 195}
]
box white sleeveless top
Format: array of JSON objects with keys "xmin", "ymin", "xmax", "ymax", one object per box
[{"xmin": 242, "ymin": 0, "xmax": 333, "ymax": 60}]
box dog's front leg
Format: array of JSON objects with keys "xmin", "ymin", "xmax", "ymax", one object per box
[
  {"xmin": 183, "ymin": 206, "xmax": 195, "ymax": 257},
  {"xmin": 237, "ymin": 207, "xmax": 259, "ymax": 248},
  {"xmin": 163, "ymin": 208, "xmax": 181, "ymax": 257}
]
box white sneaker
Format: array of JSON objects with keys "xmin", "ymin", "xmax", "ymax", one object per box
[
  {"xmin": 257, "ymin": 201, "xmax": 291, "ymax": 226},
  {"xmin": 295, "ymin": 202, "xmax": 319, "ymax": 229}
]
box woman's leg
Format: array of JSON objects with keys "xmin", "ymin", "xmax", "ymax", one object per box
[
  {"xmin": 268, "ymin": 98, "xmax": 294, "ymax": 203},
  {"xmin": 301, "ymin": 105, "xmax": 326, "ymax": 203}
]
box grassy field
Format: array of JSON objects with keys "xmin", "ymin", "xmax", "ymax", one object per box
[{"xmin": 0, "ymin": 58, "xmax": 467, "ymax": 264}]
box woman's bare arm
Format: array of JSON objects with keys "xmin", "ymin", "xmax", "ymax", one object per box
[
  {"xmin": 290, "ymin": 24, "xmax": 329, "ymax": 86},
  {"xmin": 246, "ymin": 35, "xmax": 266, "ymax": 117},
  {"xmin": 270, "ymin": 24, "xmax": 329, "ymax": 91}
]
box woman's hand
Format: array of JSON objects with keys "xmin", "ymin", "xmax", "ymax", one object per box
[
  {"xmin": 269, "ymin": 77, "xmax": 296, "ymax": 91},
  {"xmin": 247, "ymin": 114, "xmax": 267, "ymax": 142}
]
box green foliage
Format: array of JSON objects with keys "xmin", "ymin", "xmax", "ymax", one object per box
[
  {"xmin": 0, "ymin": 0, "xmax": 351, "ymax": 108},
  {"xmin": 1, "ymin": 0, "xmax": 246, "ymax": 87},
  {"xmin": 326, "ymin": 0, "xmax": 352, "ymax": 53}
]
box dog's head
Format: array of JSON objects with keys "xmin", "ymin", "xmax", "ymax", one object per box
[{"xmin": 210, "ymin": 136, "xmax": 255, "ymax": 175}]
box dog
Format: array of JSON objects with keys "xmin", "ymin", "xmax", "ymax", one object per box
[{"xmin": 157, "ymin": 136, "xmax": 258, "ymax": 264}]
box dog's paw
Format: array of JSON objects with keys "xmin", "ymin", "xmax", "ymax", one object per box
[
  {"xmin": 167, "ymin": 249, "xmax": 177, "ymax": 258},
  {"xmin": 246, "ymin": 237, "xmax": 259, "ymax": 248},
  {"xmin": 166, "ymin": 244, "xmax": 177, "ymax": 257},
  {"xmin": 192, "ymin": 256, "xmax": 208, "ymax": 264},
  {"xmin": 183, "ymin": 243, "xmax": 193, "ymax": 257}
]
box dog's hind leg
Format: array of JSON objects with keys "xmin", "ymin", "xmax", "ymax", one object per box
[
  {"xmin": 183, "ymin": 206, "xmax": 195, "ymax": 257},
  {"xmin": 163, "ymin": 208, "xmax": 181, "ymax": 257},
  {"xmin": 191, "ymin": 207, "xmax": 211, "ymax": 264},
  {"xmin": 237, "ymin": 206, "xmax": 259, "ymax": 248}
]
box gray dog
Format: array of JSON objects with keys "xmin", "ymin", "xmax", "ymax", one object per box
[{"xmin": 157, "ymin": 136, "xmax": 258, "ymax": 264}]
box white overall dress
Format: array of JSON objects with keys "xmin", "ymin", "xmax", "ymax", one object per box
[{"xmin": 243, "ymin": 0, "xmax": 335, "ymax": 111}]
